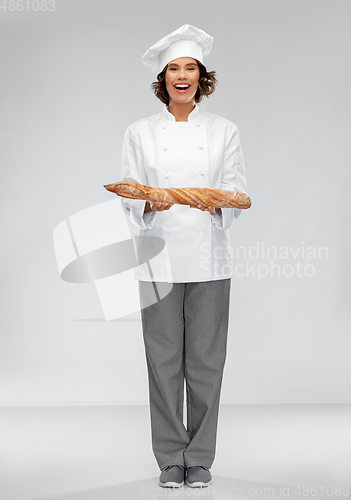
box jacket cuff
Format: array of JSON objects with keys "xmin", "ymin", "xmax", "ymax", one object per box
[
  {"xmin": 210, "ymin": 208, "xmax": 223, "ymax": 229},
  {"xmin": 211, "ymin": 207, "xmax": 241, "ymax": 231},
  {"xmin": 132, "ymin": 200, "xmax": 158, "ymax": 230},
  {"xmin": 122, "ymin": 199, "xmax": 158, "ymax": 230},
  {"xmin": 142, "ymin": 206, "xmax": 158, "ymax": 229}
]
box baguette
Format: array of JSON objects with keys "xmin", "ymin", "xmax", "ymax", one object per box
[{"xmin": 104, "ymin": 181, "xmax": 251, "ymax": 210}]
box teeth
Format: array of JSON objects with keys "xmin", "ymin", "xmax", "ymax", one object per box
[{"xmin": 176, "ymin": 85, "xmax": 189, "ymax": 89}]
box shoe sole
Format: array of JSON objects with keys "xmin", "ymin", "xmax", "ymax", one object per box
[
  {"xmin": 186, "ymin": 479, "xmax": 212, "ymax": 488},
  {"xmin": 159, "ymin": 480, "xmax": 184, "ymax": 488}
]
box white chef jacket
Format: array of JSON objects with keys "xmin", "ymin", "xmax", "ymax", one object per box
[{"xmin": 120, "ymin": 102, "xmax": 248, "ymax": 283}]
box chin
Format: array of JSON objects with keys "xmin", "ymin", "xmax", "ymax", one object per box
[{"xmin": 173, "ymin": 94, "xmax": 196, "ymax": 104}]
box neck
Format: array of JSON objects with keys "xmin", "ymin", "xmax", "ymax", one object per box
[{"xmin": 167, "ymin": 100, "xmax": 196, "ymax": 122}]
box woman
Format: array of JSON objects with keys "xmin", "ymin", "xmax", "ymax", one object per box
[{"xmin": 120, "ymin": 24, "xmax": 248, "ymax": 488}]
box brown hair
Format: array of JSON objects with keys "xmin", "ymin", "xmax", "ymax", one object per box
[{"xmin": 151, "ymin": 59, "xmax": 218, "ymax": 106}]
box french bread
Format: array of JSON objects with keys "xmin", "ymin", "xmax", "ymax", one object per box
[{"xmin": 104, "ymin": 181, "xmax": 251, "ymax": 210}]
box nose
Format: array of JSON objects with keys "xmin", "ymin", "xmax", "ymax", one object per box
[{"xmin": 178, "ymin": 68, "xmax": 187, "ymax": 79}]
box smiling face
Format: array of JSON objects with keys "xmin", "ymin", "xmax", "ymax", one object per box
[{"xmin": 165, "ymin": 57, "xmax": 200, "ymax": 106}]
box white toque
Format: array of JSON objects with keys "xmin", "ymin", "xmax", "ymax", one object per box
[{"xmin": 141, "ymin": 24, "xmax": 213, "ymax": 73}]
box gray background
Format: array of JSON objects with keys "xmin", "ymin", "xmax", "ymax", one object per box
[{"xmin": 0, "ymin": 0, "xmax": 350, "ymax": 404}]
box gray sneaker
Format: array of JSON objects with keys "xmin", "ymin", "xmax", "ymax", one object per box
[
  {"xmin": 186, "ymin": 466, "xmax": 212, "ymax": 487},
  {"xmin": 159, "ymin": 465, "xmax": 185, "ymax": 488}
]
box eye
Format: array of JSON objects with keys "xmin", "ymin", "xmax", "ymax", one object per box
[{"xmin": 169, "ymin": 67, "xmax": 177, "ymax": 71}]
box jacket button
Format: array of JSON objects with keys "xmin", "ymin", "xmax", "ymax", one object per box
[
  {"xmin": 196, "ymin": 123, "xmax": 201, "ymax": 127},
  {"xmin": 162, "ymin": 125, "xmax": 166, "ymax": 129},
  {"xmin": 199, "ymin": 145, "xmax": 203, "ymax": 149},
  {"xmin": 200, "ymin": 171, "xmax": 204, "ymax": 175},
  {"xmin": 168, "ymin": 229, "xmax": 171, "ymax": 233},
  {"xmin": 203, "ymin": 228, "xmax": 207, "ymax": 232},
  {"xmin": 165, "ymin": 174, "xmax": 169, "ymax": 178},
  {"xmin": 164, "ymin": 147, "xmax": 167, "ymax": 151}
]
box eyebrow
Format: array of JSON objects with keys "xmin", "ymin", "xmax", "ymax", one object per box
[{"xmin": 168, "ymin": 62, "xmax": 197, "ymax": 67}]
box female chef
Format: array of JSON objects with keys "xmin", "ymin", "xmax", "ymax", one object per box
[{"xmin": 120, "ymin": 24, "xmax": 248, "ymax": 488}]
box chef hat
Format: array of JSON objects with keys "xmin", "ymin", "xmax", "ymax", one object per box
[{"xmin": 141, "ymin": 24, "xmax": 213, "ymax": 74}]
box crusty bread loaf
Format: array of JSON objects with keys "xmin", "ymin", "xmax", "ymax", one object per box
[{"xmin": 104, "ymin": 181, "xmax": 251, "ymax": 210}]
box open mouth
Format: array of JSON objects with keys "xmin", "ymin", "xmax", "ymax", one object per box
[{"xmin": 174, "ymin": 84, "xmax": 191, "ymax": 93}]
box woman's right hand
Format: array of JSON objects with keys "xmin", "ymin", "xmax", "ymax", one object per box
[{"xmin": 145, "ymin": 201, "xmax": 174, "ymax": 212}]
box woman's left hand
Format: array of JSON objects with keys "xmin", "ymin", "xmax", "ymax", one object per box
[{"xmin": 190, "ymin": 204, "xmax": 217, "ymax": 216}]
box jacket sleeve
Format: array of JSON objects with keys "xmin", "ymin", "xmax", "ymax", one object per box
[
  {"xmin": 210, "ymin": 124, "xmax": 248, "ymax": 231},
  {"xmin": 120, "ymin": 128, "xmax": 158, "ymax": 230}
]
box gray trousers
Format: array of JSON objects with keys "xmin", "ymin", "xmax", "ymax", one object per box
[{"xmin": 138, "ymin": 278, "xmax": 231, "ymax": 471}]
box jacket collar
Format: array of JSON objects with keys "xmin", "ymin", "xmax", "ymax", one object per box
[{"xmin": 162, "ymin": 102, "xmax": 200, "ymax": 122}]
